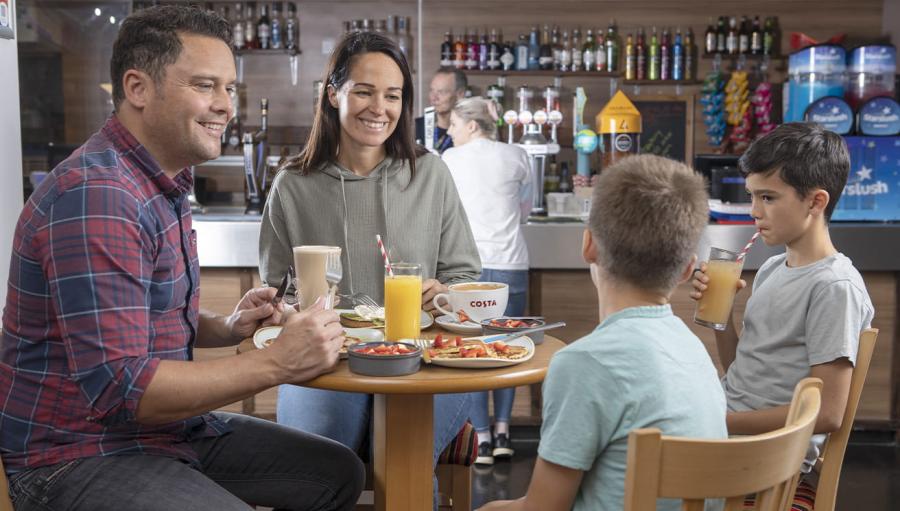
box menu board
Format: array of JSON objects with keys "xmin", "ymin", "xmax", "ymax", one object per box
[{"xmin": 633, "ymin": 97, "xmax": 694, "ymax": 163}]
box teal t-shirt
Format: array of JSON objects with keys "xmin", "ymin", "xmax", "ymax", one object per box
[{"xmin": 538, "ymin": 305, "xmax": 728, "ymax": 511}]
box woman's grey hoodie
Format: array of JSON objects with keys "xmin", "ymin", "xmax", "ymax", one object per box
[{"xmin": 258, "ymin": 153, "xmax": 482, "ymax": 303}]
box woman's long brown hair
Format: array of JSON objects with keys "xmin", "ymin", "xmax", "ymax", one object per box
[{"xmin": 281, "ymin": 32, "xmax": 425, "ymax": 178}]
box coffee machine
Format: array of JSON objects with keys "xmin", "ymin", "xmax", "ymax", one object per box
[{"xmin": 506, "ymin": 85, "xmax": 561, "ymax": 214}]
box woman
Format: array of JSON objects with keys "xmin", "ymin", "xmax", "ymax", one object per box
[
  {"xmin": 258, "ymin": 32, "xmax": 479, "ymax": 480},
  {"xmin": 443, "ymin": 97, "xmax": 533, "ymax": 466}
]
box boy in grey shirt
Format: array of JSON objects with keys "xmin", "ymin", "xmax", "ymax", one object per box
[{"xmin": 692, "ymin": 123, "xmax": 874, "ymax": 503}]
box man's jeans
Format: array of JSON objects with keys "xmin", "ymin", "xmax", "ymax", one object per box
[{"xmin": 7, "ymin": 413, "xmax": 364, "ymax": 511}]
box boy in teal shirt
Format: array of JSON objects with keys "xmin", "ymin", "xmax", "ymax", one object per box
[{"xmin": 479, "ymin": 155, "xmax": 727, "ymax": 511}]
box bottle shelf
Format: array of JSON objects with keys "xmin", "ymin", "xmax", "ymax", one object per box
[
  {"xmin": 623, "ymin": 80, "xmax": 703, "ymax": 85},
  {"xmin": 701, "ymin": 53, "xmax": 783, "ymax": 60},
  {"xmin": 234, "ymin": 49, "xmax": 302, "ymax": 56},
  {"xmin": 465, "ymin": 69, "xmax": 623, "ymax": 78}
]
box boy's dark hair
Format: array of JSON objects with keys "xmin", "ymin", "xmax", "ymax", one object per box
[
  {"xmin": 739, "ymin": 123, "xmax": 850, "ymax": 220},
  {"xmin": 435, "ymin": 66, "xmax": 468, "ymax": 92},
  {"xmin": 111, "ymin": 5, "xmax": 232, "ymax": 107},
  {"xmin": 589, "ymin": 155, "xmax": 709, "ymax": 293}
]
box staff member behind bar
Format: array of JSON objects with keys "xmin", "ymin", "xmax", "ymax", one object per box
[
  {"xmin": 414, "ymin": 67, "xmax": 468, "ymax": 153},
  {"xmin": 258, "ymin": 32, "xmax": 480, "ymax": 492},
  {"xmin": 0, "ymin": 6, "xmax": 363, "ymax": 510},
  {"xmin": 443, "ymin": 97, "xmax": 532, "ymax": 466}
]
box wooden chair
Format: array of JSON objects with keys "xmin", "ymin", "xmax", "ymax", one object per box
[
  {"xmin": 1, "ymin": 455, "xmax": 13, "ymax": 511},
  {"xmin": 812, "ymin": 328, "xmax": 878, "ymax": 511},
  {"xmin": 624, "ymin": 377, "xmax": 823, "ymax": 511}
]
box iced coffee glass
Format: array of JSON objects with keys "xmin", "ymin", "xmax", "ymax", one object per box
[
  {"xmin": 292, "ymin": 245, "xmax": 341, "ymax": 309},
  {"xmin": 694, "ymin": 247, "xmax": 744, "ymax": 331}
]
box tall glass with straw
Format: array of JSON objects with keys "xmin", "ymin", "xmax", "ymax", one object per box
[
  {"xmin": 379, "ymin": 235, "xmax": 422, "ymax": 341},
  {"xmin": 694, "ymin": 231, "xmax": 760, "ymax": 331}
]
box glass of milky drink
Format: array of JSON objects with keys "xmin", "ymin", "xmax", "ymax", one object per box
[
  {"xmin": 694, "ymin": 247, "xmax": 744, "ymax": 331},
  {"xmin": 292, "ymin": 245, "xmax": 341, "ymax": 309}
]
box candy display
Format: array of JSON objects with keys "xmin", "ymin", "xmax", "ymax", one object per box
[
  {"xmin": 751, "ymin": 81, "xmax": 777, "ymax": 136},
  {"xmin": 701, "ymin": 71, "xmax": 727, "ymax": 147}
]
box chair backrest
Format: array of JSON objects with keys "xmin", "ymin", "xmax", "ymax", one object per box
[
  {"xmin": 623, "ymin": 378, "xmax": 823, "ymax": 511},
  {"xmin": 813, "ymin": 328, "xmax": 878, "ymax": 511},
  {"xmin": 0, "ymin": 454, "xmax": 13, "ymax": 511}
]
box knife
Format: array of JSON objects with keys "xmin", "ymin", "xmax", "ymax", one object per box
[
  {"xmin": 271, "ymin": 267, "xmax": 292, "ymax": 306},
  {"xmin": 481, "ymin": 321, "xmax": 567, "ymax": 344}
]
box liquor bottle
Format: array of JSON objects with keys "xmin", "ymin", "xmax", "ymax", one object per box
[
  {"xmin": 672, "ymin": 28, "xmax": 684, "ymax": 80},
  {"xmin": 684, "ymin": 27, "xmax": 695, "ymax": 80},
  {"xmin": 384, "ymin": 16, "xmax": 396, "ymax": 42},
  {"xmin": 397, "ymin": 17, "xmax": 413, "ymax": 62},
  {"xmin": 528, "ymin": 26, "xmax": 540, "ymax": 70},
  {"xmin": 479, "ymin": 31, "xmax": 489, "ymax": 70},
  {"xmin": 488, "ymin": 28, "xmax": 502, "ymax": 70},
  {"xmin": 453, "ymin": 30, "xmax": 466, "ymax": 69},
  {"xmin": 704, "ymin": 17, "xmax": 716, "ymax": 54},
  {"xmin": 605, "ymin": 19, "xmax": 620, "ymax": 72},
  {"xmin": 440, "ymin": 31, "xmax": 453, "ymax": 67},
  {"xmin": 500, "ymin": 37, "xmax": 515, "ymax": 70},
  {"xmin": 516, "ymin": 34, "xmax": 529, "ymax": 71},
  {"xmin": 270, "ymin": 2, "xmax": 282, "ymax": 49},
  {"xmin": 244, "ymin": 2, "xmax": 257, "ymax": 49},
  {"xmin": 486, "ymin": 76, "xmax": 507, "ymax": 127},
  {"xmin": 660, "ymin": 28, "xmax": 670, "ymax": 80},
  {"xmin": 539, "ymin": 25, "xmax": 554, "ymax": 70},
  {"xmin": 559, "ymin": 30, "xmax": 572, "ymax": 72},
  {"xmin": 257, "ymin": 3, "xmax": 271, "ymax": 49},
  {"xmin": 571, "ymin": 29, "xmax": 583, "ymax": 71},
  {"xmin": 624, "ymin": 33, "xmax": 635, "ymax": 80},
  {"xmin": 750, "ymin": 16, "xmax": 763, "ymax": 55},
  {"xmin": 636, "ymin": 27, "xmax": 646, "ymax": 80},
  {"xmin": 545, "ymin": 158, "xmax": 560, "ymax": 193},
  {"xmin": 763, "ymin": 17, "xmax": 776, "ymax": 56},
  {"xmin": 648, "ymin": 26, "xmax": 660, "ymax": 80},
  {"xmin": 582, "ymin": 29, "xmax": 595, "ymax": 71},
  {"xmin": 716, "ymin": 16, "xmax": 727, "ymax": 53},
  {"xmin": 595, "ymin": 31, "xmax": 606, "ymax": 71},
  {"xmin": 558, "ymin": 162, "xmax": 572, "ymax": 193},
  {"xmin": 465, "ymin": 29, "xmax": 478, "ymax": 70},
  {"xmin": 726, "ymin": 16, "xmax": 738, "ymax": 55},
  {"xmin": 285, "ymin": 2, "xmax": 297, "ymax": 51},
  {"xmin": 551, "ymin": 26, "xmax": 562, "ymax": 70},
  {"xmin": 232, "ymin": 3, "xmax": 245, "ymax": 50},
  {"xmin": 738, "ymin": 16, "xmax": 750, "ymax": 54}
]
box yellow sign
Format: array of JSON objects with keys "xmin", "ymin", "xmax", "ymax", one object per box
[{"xmin": 596, "ymin": 90, "xmax": 642, "ymax": 134}]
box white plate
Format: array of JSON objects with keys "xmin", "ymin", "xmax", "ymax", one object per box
[
  {"xmin": 434, "ymin": 314, "xmax": 483, "ymax": 335},
  {"xmin": 427, "ymin": 336, "xmax": 535, "ymax": 369},
  {"xmin": 253, "ymin": 325, "xmax": 384, "ymax": 352},
  {"xmin": 336, "ymin": 309, "xmax": 434, "ymax": 330}
]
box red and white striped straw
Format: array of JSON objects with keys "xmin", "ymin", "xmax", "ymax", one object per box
[
  {"xmin": 376, "ymin": 234, "xmax": 394, "ymax": 277},
  {"xmin": 736, "ymin": 231, "xmax": 761, "ymax": 262}
]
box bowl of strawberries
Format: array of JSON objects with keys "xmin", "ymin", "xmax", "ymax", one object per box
[{"xmin": 347, "ymin": 342, "xmax": 422, "ymax": 376}]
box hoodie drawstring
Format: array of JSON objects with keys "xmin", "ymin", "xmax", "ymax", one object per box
[{"xmin": 338, "ymin": 172, "xmax": 354, "ymax": 294}]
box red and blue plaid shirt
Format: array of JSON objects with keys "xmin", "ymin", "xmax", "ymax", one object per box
[{"xmin": 1, "ymin": 116, "xmax": 227, "ymax": 475}]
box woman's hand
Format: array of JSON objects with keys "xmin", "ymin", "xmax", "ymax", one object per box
[{"xmin": 421, "ymin": 279, "xmax": 448, "ymax": 313}]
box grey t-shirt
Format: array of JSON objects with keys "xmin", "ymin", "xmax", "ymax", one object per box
[{"xmin": 723, "ymin": 252, "xmax": 874, "ymax": 471}]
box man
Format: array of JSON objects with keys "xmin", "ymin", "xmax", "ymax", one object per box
[
  {"xmin": 0, "ymin": 6, "xmax": 363, "ymax": 510},
  {"xmin": 415, "ymin": 66, "xmax": 467, "ymax": 153}
]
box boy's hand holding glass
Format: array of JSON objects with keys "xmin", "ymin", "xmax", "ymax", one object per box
[{"xmin": 690, "ymin": 256, "xmax": 747, "ymax": 331}]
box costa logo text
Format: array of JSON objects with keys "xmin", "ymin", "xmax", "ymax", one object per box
[{"xmin": 470, "ymin": 300, "xmax": 498, "ymax": 308}]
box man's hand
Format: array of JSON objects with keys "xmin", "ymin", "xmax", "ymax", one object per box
[
  {"xmin": 267, "ymin": 299, "xmax": 344, "ymax": 384},
  {"xmin": 421, "ymin": 279, "xmax": 448, "ymax": 313},
  {"xmin": 689, "ymin": 262, "xmax": 747, "ymax": 302},
  {"xmin": 224, "ymin": 287, "xmax": 285, "ymax": 342}
]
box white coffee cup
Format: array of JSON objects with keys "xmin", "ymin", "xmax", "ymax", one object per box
[{"xmin": 432, "ymin": 282, "xmax": 509, "ymax": 323}]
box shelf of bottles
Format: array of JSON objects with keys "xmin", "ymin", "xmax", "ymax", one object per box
[
  {"xmin": 466, "ymin": 70, "xmax": 622, "ymax": 78},
  {"xmin": 700, "ymin": 15, "xmax": 781, "ymax": 59}
]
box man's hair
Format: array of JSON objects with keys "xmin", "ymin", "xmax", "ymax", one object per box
[
  {"xmin": 110, "ymin": 5, "xmax": 232, "ymax": 107},
  {"xmin": 435, "ymin": 66, "xmax": 468, "ymax": 92},
  {"xmin": 739, "ymin": 123, "xmax": 850, "ymax": 220},
  {"xmin": 452, "ymin": 97, "xmax": 498, "ymax": 139},
  {"xmin": 589, "ymin": 155, "xmax": 709, "ymax": 292}
]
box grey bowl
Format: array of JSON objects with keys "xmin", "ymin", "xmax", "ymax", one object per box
[
  {"xmin": 480, "ymin": 317, "xmax": 547, "ymax": 345},
  {"xmin": 347, "ymin": 342, "xmax": 422, "ymax": 376}
]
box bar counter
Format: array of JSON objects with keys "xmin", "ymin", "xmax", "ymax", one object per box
[{"xmin": 192, "ymin": 213, "xmax": 900, "ymax": 430}]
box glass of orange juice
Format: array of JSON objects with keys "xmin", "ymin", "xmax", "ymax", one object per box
[
  {"xmin": 694, "ymin": 247, "xmax": 744, "ymax": 331},
  {"xmin": 384, "ymin": 263, "xmax": 423, "ymax": 341}
]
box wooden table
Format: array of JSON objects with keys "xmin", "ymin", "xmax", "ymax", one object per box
[{"xmin": 237, "ymin": 331, "xmax": 565, "ymax": 511}]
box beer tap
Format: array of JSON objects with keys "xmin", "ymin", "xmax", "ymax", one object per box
[{"xmin": 242, "ymin": 98, "xmax": 269, "ymax": 215}]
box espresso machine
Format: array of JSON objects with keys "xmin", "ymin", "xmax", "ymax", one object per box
[{"xmin": 504, "ymin": 85, "xmax": 562, "ymax": 215}]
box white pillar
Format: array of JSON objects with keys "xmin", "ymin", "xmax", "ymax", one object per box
[{"xmin": 0, "ymin": 0, "xmax": 23, "ymax": 308}]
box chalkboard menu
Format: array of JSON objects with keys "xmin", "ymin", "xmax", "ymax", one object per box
[{"xmin": 634, "ymin": 97, "xmax": 694, "ymax": 163}]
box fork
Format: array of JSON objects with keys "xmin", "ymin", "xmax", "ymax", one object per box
[
  {"xmin": 337, "ymin": 292, "xmax": 381, "ymax": 309},
  {"xmin": 411, "ymin": 338, "xmax": 433, "ymax": 363}
]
